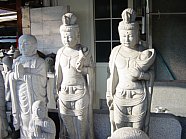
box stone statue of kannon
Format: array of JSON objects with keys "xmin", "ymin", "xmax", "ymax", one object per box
[
  {"xmin": 9, "ymin": 34, "xmax": 47, "ymax": 138},
  {"xmin": 106, "ymin": 8, "xmax": 156, "ymax": 134},
  {"xmin": 55, "ymin": 12, "xmax": 95, "ymax": 139}
]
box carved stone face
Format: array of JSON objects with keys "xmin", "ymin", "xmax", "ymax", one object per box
[
  {"xmin": 119, "ymin": 29, "xmax": 138, "ymax": 48},
  {"xmin": 19, "ymin": 35, "xmax": 37, "ymax": 57},
  {"xmin": 32, "ymin": 103, "xmax": 46, "ymax": 119},
  {"xmin": 61, "ymin": 30, "xmax": 78, "ymax": 48}
]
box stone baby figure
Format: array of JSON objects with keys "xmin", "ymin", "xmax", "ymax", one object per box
[
  {"xmin": 106, "ymin": 8, "xmax": 155, "ymax": 134},
  {"xmin": 9, "ymin": 34, "xmax": 47, "ymax": 138},
  {"xmin": 29, "ymin": 100, "xmax": 56, "ymax": 139},
  {"xmin": 55, "ymin": 12, "xmax": 94, "ymax": 139}
]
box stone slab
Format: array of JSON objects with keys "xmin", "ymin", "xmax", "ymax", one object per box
[
  {"xmin": 151, "ymin": 81, "xmax": 186, "ymax": 117},
  {"xmin": 93, "ymin": 111, "xmax": 182, "ymax": 139}
]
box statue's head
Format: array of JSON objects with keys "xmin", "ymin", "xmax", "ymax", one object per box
[
  {"xmin": 60, "ymin": 12, "xmax": 80, "ymax": 48},
  {"xmin": 32, "ymin": 100, "xmax": 47, "ymax": 119},
  {"xmin": 108, "ymin": 127, "xmax": 149, "ymax": 139},
  {"xmin": 2, "ymin": 56, "xmax": 13, "ymax": 72},
  {"xmin": 118, "ymin": 8, "xmax": 139, "ymax": 48},
  {"xmin": 18, "ymin": 34, "xmax": 37, "ymax": 57}
]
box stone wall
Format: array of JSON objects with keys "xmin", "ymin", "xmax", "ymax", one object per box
[{"xmin": 30, "ymin": 6, "xmax": 67, "ymax": 54}]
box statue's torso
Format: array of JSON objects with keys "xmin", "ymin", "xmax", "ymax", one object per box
[
  {"xmin": 115, "ymin": 47, "xmax": 142, "ymax": 90},
  {"xmin": 60, "ymin": 48, "xmax": 85, "ymax": 86}
]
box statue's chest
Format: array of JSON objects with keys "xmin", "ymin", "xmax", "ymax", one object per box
[
  {"xmin": 60, "ymin": 52, "xmax": 79, "ymax": 68},
  {"xmin": 115, "ymin": 51, "xmax": 139, "ymax": 69}
]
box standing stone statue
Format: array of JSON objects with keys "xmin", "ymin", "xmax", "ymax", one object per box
[
  {"xmin": 0, "ymin": 71, "xmax": 8, "ymax": 138},
  {"xmin": 29, "ymin": 100, "xmax": 56, "ymax": 139},
  {"xmin": 106, "ymin": 8, "xmax": 156, "ymax": 134},
  {"xmin": 55, "ymin": 12, "xmax": 95, "ymax": 139},
  {"xmin": 2, "ymin": 56, "xmax": 13, "ymax": 101},
  {"xmin": 9, "ymin": 34, "xmax": 47, "ymax": 138}
]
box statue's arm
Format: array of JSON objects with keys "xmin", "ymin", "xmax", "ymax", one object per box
[
  {"xmin": 106, "ymin": 48, "xmax": 117, "ymax": 109},
  {"xmin": 78, "ymin": 48, "xmax": 95, "ymax": 75},
  {"xmin": 83, "ymin": 49, "xmax": 95, "ymax": 106},
  {"xmin": 55, "ymin": 49, "xmax": 63, "ymax": 93}
]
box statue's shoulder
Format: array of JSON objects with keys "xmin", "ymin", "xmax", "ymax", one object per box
[
  {"xmin": 112, "ymin": 45, "xmax": 121, "ymax": 52},
  {"xmin": 110, "ymin": 45, "xmax": 122, "ymax": 58},
  {"xmin": 13, "ymin": 56, "xmax": 21, "ymax": 63},
  {"xmin": 56, "ymin": 47, "xmax": 65, "ymax": 59},
  {"xmin": 56, "ymin": 47, "xmax": 65, "ymax": 55}
]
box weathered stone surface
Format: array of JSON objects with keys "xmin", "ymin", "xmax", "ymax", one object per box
[{"xmin": 94, "ymin": 112, "xmax": 181, "ymax": 139}]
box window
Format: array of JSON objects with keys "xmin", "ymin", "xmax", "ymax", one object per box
[{"xmin": 94, "ymin": 0, "xmax": 128, "ymax": 62}]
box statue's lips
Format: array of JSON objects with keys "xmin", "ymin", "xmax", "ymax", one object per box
[{"xmin": 124, "ymin": 43, "xmax": 130, "ymax": 46}]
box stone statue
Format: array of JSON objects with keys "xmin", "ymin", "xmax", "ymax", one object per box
[
  {"xmin": 9, "ymin": 34, "xmax": 47, "ymax": 138},
  {"xmin": 106, "ymin": 8, "xmax": 156, "ymax": 134},
  {"xmin": 29, "ymin": 100, "xmax": 56, "ymax": 139},
  {"xmin": 45, "ymin": 53, "xmax": 56, "ymax": 73},
  {"xmin": 7, "ymin": 45, "xmax": 15, "ymax": 57},
  {"xmin": 0, "ymin": 71, "xmax": 8, "ymax": 138},
  {"xmin": 55, "ymin": 12, "xmax": 95, "ymax": 139},
  {"xmin": 107, "ymin": 127, "xmax": 149, "ymax": 139},
  {"xmin": 2, "ymin": 56, "xmax": 13, "ymax": 101}
]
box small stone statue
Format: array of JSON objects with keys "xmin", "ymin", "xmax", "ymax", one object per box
[
  {"xmin": 7, "ymin": 45, "xmax": 15, "ymax": 57},
  {"xmin": 0, "ymin": 71, "xmax": 8, "ymax": 138},
  {"xmin": 2, "ymin": 56, "xmax": 13, "ymax": 101},
  {"xmin": 55, "ymin": 12, "xmax": 95, "ymax": 139},
  {"xmin": 29, "ymin": 100, "xmax": 56, "ymax": 139},
  {"xmin": 108, "ymin": 127, "xmax": 149, "ymax": 139},
  {"xmin": 9, "ymin": 34, "xmax": 47, "ymax": 138},
  {"xmin": 106, "ymin": 8, "xmax": 155, "ymax": 134},
  {"xmin": 45, "ymin": 53, "xmax": 56, "ymax": 73}
]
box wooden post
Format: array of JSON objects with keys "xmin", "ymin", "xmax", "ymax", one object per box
[{"xmin": 16, "ymin": 0, "xmax": 22, "ymax": 37}]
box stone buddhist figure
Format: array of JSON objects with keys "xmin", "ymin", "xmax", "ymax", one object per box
[
  {"xmin": 55, "ymin": 12, "xmax": 94, "ymax": 139},
  {"xmin": 106, "ymin": 8, "xmax": 155, "ymax": 134},
  {"xmin": 9, "ymin": 34, "xmax": 47, "ymax": 138},
  {"xmin": 2, "ymin": 56, "xmax": 13, "ymax": 101},
  {"xmin": 0, "ymin": 71, "xmax": 8, "ymax": 138},
  {"xmin": 29, "ymin": 100, "xmax": 56, "ymax": 139}
]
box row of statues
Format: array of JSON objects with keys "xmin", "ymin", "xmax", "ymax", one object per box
[{"xmin": 0, "ymin": 8, "xmax": 155, "ymax": 139}]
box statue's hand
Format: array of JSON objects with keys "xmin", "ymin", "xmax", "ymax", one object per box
[
  {"xmin": 128, "ymin": 68, "xmax": 141, "ymax": 78},
  {"xmin": 76, "ymin": 60, "xmax": 84, "ymax": 72},
  {"xmin": 107, "ymin": 97, "xmax": 113, "ymax": 110},
  {"xmin": 34, "ymin": 119, "xmax": 44, "ymax": 127},
  {"xmin": 14, "ymin": 63, "xmax": 25, "ymax": 80}
]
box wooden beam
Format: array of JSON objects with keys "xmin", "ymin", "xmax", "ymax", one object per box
[
  {"xmin": 0, "ymin": 20, "xmax": 17, "ymax": 27},
  {"xmin": 0, "ymin": 2, "xmax": 16, "ymax": 11},
  {"xmin": 16, "ymin": 0, "xmax": 22, "ymax": 36}
]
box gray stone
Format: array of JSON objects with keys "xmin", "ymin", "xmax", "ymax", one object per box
[
  {"xmin": 94, "ymin": 111, "xmax": 181, "ymax": 139},
  {"xmin": 43, "ymin": 21, "xmax": 61, "ymax": 35},
  {"xmin": 151, "ymin": 81, "xmax": 186, "ymax": 116},
  {"xmin": 42, "ymin": 6, "xmax": 67, "ymax": 21},
  {"xmin": 31, "ymin": 22, "xmax": 43, "ymax": 35},
  {"xmin": 149, "ymin": 113, "xmax": 181, "ymax": 139},
  {"xmin": 30, "ymin": 8, "xmax": 42, "ymax": 23}
]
